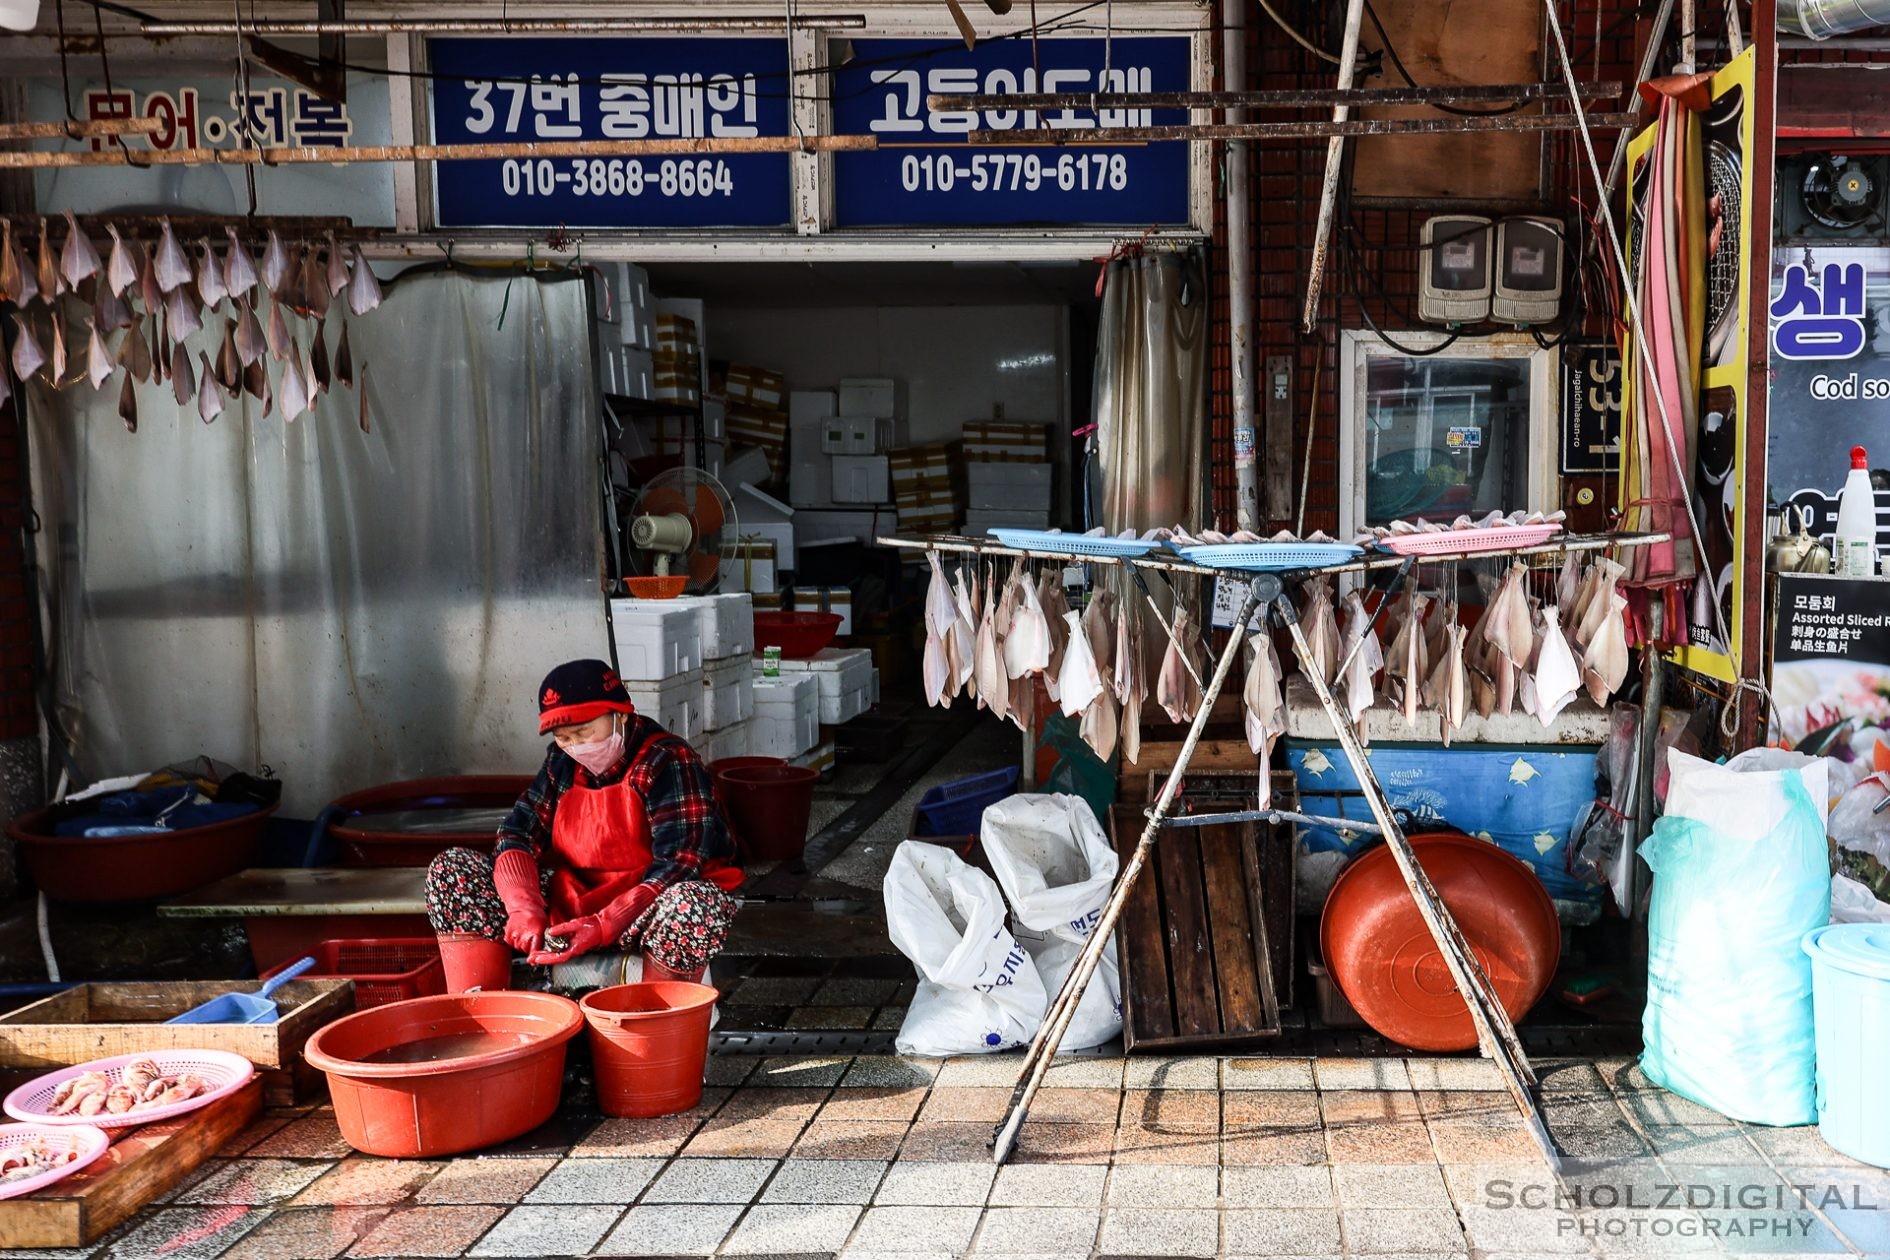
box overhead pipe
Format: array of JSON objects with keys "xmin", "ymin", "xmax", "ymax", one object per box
[
  {"xmin": 927, "ymin": 81, "xmax": 1624, "ymax": 111},
  {"xmin": 133, "ymin": 15, "xmax": 865, "ymax": 34},
  {"xmin": 1225, "ymin": 0, "xmax": 1258, "ymax": 531},
  {"xmin": 1778, "ymin": 0, "xmax": 1890, "ymax": 37},
  {"xmin": 1300, "ymin": 0, "xmax": 1366, "ymax": 334}
]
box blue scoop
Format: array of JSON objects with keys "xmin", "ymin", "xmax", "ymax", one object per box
[{"xmin": 167, "ymin": 956, "xmax": 317, "ymax": 1025}]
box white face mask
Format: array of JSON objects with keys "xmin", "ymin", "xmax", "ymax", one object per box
[{"xmin": 565, "ymin": 716, "xmax": 624, "ymax": 776}]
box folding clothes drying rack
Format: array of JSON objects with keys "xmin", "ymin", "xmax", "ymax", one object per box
[{"xmin": 879, "ymin": 530, "xmax": 1671, "ymax": 1176}]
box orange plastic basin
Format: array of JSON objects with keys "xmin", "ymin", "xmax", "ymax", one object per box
[
  {"xmin": 580, "ymin": 982, "xmax": 718, "ymax": 1118},
  {"xmin": 303, "ymin": 991, "xmax": 583, "ymax": 1157},
  {"xmin": 1319, "ymin": 831, "xmax": 1560, "ymax": 1052}
]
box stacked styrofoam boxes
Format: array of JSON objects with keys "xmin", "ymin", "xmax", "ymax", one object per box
[
  {"xmin": 594, "ymin": 264, "xmax": 656, "ymax": 402},
  {"xmin": 965, "ymin": 463, "xmax": 1054, "ymax": 534},
  {"xmin": 673, "ymin": 592, "xmax": 755, "ymax": 659},
  {"xmin": 700, "ymin": 655, "xmax": 754, "ymax": 732},
  {"xmin": 611, "ymin": 599, "xmax": 703, "ymax": 739},
  {"xmin": 665, "ymin": 591, "xmax": 755, "ymax": 751},
  {"xmin": 774, "ymin": 646, "xmax": 874, "ymax": 726},
  {"xmin": 751, "ymin": 672, "xmax": 818, "ymax": 757}
]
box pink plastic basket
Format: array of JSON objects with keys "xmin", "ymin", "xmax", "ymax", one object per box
[
  {"xmin": 1379, "ymin": 523, "xmax": 1564, "ymax": 556},
  {"xmin": 0, "ymin": 1122, "xmax": 112, "ymax": 1200},
  {"xmin": 3, "ymin": 1050, "xmax": 256, "ymax": 1129}
]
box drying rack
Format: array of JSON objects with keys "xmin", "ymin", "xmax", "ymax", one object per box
[{"xmin": 878, "ymin": 530, "xmax": 1671, "ymax": 1176}]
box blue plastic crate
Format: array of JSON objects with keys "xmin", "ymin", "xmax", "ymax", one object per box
[{"xmin": 915, "ymin": 766, "xmax": 1021, "ymax": 837}]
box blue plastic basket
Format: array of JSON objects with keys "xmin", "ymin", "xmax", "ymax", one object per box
[{"xmin": 914, "ymin": 766, "xmax": 1021, "ymax": 837}]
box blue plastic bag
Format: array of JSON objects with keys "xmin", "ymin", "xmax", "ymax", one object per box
[{"xmin": 1640, "ymin": 749, "xmax": 1831, "ymax": 1126}]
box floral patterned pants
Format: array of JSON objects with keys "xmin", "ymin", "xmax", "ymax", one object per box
[{"xmin": 424, "ymin": 846, "xmax": 737, "ymax": 973}]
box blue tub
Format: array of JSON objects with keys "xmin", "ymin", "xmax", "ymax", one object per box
[{"xmin": 1803, "ymin": 924, "xmax": 1890, "ymax": 1167}]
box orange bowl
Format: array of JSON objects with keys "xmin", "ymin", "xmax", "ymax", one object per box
[{"xmin": 624, "ymin": 576, "xmax": 688, "ymax": 599}]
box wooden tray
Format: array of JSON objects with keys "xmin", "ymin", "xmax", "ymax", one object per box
[
  {"xmin": 0, "ymin": 1078, "xmax": 261, "ymax": 1249},
  {"xmin": 1110, "ymin": 785, "xmax": 1296, "ymax": 1052},
  {"xmin": 0, "ymin": 980, "xmax": 353, "ymax": 1107}
]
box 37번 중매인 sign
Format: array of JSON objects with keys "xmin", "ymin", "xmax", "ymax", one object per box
[
  {"xmin": 831, "ymin": 37, "xmax": 1192, "ymax": 228},
  {"xmin": 427, "ymin": 38, "xmax": 791, "ymax": 228}
]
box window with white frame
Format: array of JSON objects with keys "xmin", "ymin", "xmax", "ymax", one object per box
[{"xmin": 1338, "ymin": 330, "xmax": 1558, "ymax": 539}]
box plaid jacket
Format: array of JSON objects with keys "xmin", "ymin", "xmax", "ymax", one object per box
[{"xmin": 495, "ymin": 715, "xmax": 738, "ymax": 934}]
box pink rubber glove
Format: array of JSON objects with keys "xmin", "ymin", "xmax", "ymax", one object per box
[
  {"xmin": 526, "ymin": 916, "xmax": 607, "ymax": 966},
  {"xmin": 492, "ymin": 850, "xmax": 549, "ymax": 953}
]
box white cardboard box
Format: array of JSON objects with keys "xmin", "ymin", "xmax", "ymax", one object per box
[
  {"xmin": 838, "ymin": 377, "xmax": 897, "ymax": 419},
  {"xmin": 831, "ymin": 455, "xmax": 890, "ymax": 504},
  {"xmin": 790, "ymin": 456, "xmax": 834, "ymax": 509},
  {"xmin": 820, "ymin": 416, "xmax": 877, "ymax": 456},
  {"xmin": 672, "ymin": 592, "xmax": 754, "ymax": 659},
  {"xmin": 611, "ymin": 601, "xmax": 702, "ymax": 681},
  {"xmin": 967, "ymin": 461, "xmax": 1053, "ymax": 510},
  {"xmin": 701, "ymin": 653, "xmax": 755, "ymax": 731},
  {"xmin": 790, "ymin": 390, "xmax": 837, "ymax": 425},
  {"xmin": 720, "ymin": 545, "xmax": 778, "ymax": 594},
  {"xmin": 625, "ymin": 667, "xmax": 703, "ymax": 740},
  {"xmin": 751, "ymin": 672, "xmax": 819, "ymax": 757},
  {"xmin": 772, "ymin": 647, "xmax": 873, "ymax": 724}
]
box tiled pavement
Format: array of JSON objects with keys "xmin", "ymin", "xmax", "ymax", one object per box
[{"xmin": 20, "ymin": 1054, "xmax": 1890, "ymax": 1260}]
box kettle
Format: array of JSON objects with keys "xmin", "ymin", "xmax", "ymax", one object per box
[{"xmin": 1768, "ymin": 505, "xmax": 1832, "ymax": 574}]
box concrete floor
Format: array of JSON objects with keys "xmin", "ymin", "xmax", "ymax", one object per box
[{"xmin": 34, "ymin": 1051, "xmax": 1884, "ymax": 1260}]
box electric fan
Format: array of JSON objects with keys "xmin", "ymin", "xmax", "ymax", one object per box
[{"xmin": 625, "ymin": 467, "xmax": 736, "ymax": 598}]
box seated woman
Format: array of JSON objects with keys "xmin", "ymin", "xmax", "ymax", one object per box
[{"xmin": 426, "ymin": 658, "xmax": 742, "ymax": 991}]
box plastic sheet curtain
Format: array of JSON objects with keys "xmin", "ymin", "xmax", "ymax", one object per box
[
  {"xmin": 27, "ymin": 269, "xmax": 608, "ymax": 815},
  {"xmin": 1093, "ymin": 252, "xmax": 1208, "ymax": 535}
]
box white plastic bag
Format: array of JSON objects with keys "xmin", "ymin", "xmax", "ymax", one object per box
[
  {"xmin": 884, "ymin": 841, "xmax": 1047, "ymax": 1056},
  {"xmin": 1831, "ymin": 873, "xmax": 1890, "ymax": 924},
  {"xmin": 981, "ymin": 794, "xmax": 1123, "ymax": 1050},
  {"xmin": 1640, "ymin": 748, "xmax": 1830, "ymax": 1126}
]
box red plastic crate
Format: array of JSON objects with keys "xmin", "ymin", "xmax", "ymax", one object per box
[{"xmin": 261, "ymin": 937, "xmax": 446, "ymax": 1009}]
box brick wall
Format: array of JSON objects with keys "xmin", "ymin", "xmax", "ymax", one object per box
[{"xmin": 1210, "ymin": 0, "xmax": 1659, "ymax": 532}]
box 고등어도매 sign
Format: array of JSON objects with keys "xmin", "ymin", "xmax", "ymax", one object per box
[
  {"xmin": 427, "ymin": 38, "xmax": 791, "ymax": 229},
  {"xmin": 830, "ymin": 37, "xmax": 1192, "ymax": 229}
]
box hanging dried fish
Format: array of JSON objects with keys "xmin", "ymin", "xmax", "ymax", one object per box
[
  {"xmin": 116, "ymin": 317, "xmax": 152, "ymax": 382},
  {"xmin": 233, "ymin": 299, "xmax": 264, "ymax": 366},
  {"xmin": 220, "ymin": 228, "xmax": 254, "ymax": 302},
  {"xmin": 1299, "ymin": 577, "xmax": 1341, "ymax": 686},
  {"xmin": 1155, "ymin": 607, "xmax": 1204, "ymax": 725},
  {"xmin": 976, "ymin": 568, "xmax": 1008, "ymax": 722},
  {"xmin": 261, "ymin": 230, "xmax": 290, "ymax": 295},
  {"xmin": 1003, "ymin": 565, "xmax": 1051, "ymax": 678},
  {"xmin": 196, "ymin": 239, "xmax": 228, "ymax": 309},
  {"xmin": 280, "ymin": 342, "xmax": 310, "ymax": 420},
  {"xmin": 135, "ymin": 240, "xmax": 161, "ymax": 315},
  {"xmin": 1057, "ymin": 609, "xmax": 1104, "ymax": 717},
  {"xmin": 9, "ymin": 313, "xmax": 45, "ymax": 380},
  {"xmin": 1437, "ymin": 622, "xmax": 1469, "ymax": 747},
  {"xmin": 0, "ymin": 363, "xmax": 10, "ymax": 412},
  {"xmin": 324, "ymin": 232, "xmax": 350, "ymax": 298},
  {"xmin": 103, "ymin": 224, "xmax": 136, "ymax": 298},
  {"xmin": 117, "ymin": 370, "xmax": 138, "ymax": 432},
  {"xmin": 1384, "ymin": 589, "xmax": 1429, "ymax": 729},
  {"xmin": 1582, "ymin": 592, "xmax": 1630, "ymax": 706},
  {"xmin": 265, "ymin": 298, "xmax": 291, "ymax": 361},
  {"xmin": 1337, "ymin": 590, "xmax": 1384, "ymax": 728},
  {"xmin": 0, "ymin": 221, "xmax": 18, "ymax": 303},
  {"xmin": 169, "ymin": 341, "xmax": 194, "ymax": 406},
  {"xmin": 215, "ymin": 320, "xmax": 241, "ymax": 393},
  {"xmin": 1533, "ymin": 604, "xmax": 1581, "ymax": 726},
  {"xmin": 84, "ymin": 321, "xmax": 113, "ymax": 389},
  {"xmin": 1080, "ymin": 589, "xmax": 1116, "ymax": 685},
  {"xmin": 948, "ymin": 568, "xmax": 978, "ymax": 695},
  {"xmin": 154, "ymin": 217, "xmax": 191, "ymax": 293},
  {"xmin": 310, "ymin": 321, "xmax": 330, "ymax": 394},
  {"xmin": 356, "ymin": 362, "xmax": 370, "ymax": 433},
  {"xmin": 241, "ymin": 355, "xmax": 266, "ymax": 401},
  {"xmin": 1242, "ymin": 631, "xmax": 1285, "ymax": 805},
  {"xmin": 1555, "ymin": 552, "xmax": 1582, "ymax": 614},
  {"xmin": 196, "ymin": 353, "xmax": 225, "ymax": 424},
  {"xmin": 1079, "ymin": 683, "xmax": 1119, "ymax": 763},
  {"xmin": 35, "ymin": 219, "xmax": 60, "ymax": 297},
  {"xmin": 59, "ymin": 211, "xmax": 102, "ymax": 289},
  {"xmin": 923, "ymin": 552, "xmax": 954, "ymax": 707},
  {"xmin": 49, "ymin": 311, "xmax": 67, "ymax": 383},
  {"xmin": 163, "ymin": 284, "xmax": 203, "ymax": 343},
  {"xmin": 93, "ymin": 284, "xmax": 131, "ymax": 333},
  {"xmin": 333, "ymin": 320, "xmax": 353, "ymax": 386},
  {"xmin": 1037, "ymin": 571, "xmax": 1070, "ymax": 704},
  {"xmin": 301, "ymin": 247, "xmax": 330, "ymax": 319},
  {"xmin": 348, "ymin": 247, "xmax": 383, "ymax": 315}
]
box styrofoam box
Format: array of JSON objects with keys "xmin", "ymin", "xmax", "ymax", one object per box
[
  {"xmin": 790, "ymin": 456, "xmax": 833, "ymax": 509},
  {"xmin": 966, "ymin": 509, "xmax": 1052, "ymax": 532},
  {"xmin": 610, "ymin": 601, "xmax": 702, "ymax": 681},
  {"xmin": 672, "ymin": 592, "xmax": 754, "ymax": 658},
  {"xmin": 625, "ymin": 667, "xmax": 702, "ymax": 740},
  {"xmin": 832, "ymin": 455, "xmax": 890, "ymax": 505},
  {"xmin": 719, "ymin": 550, "xmax": 777, "ymax": 594},
  {"xmin": 967, "ymin": 461, "xmax": 1052, "ymax": 510},
  {"xmin": 732, "ymin": 519, "xmax": 794, "ymax": 571},
  {"xmin": 752, "ymin": 673, "xmax": 819, "ymax": 757},
  {"xmin": 870, "ymin": 668, "xmax": 880, "ymax": 706},
  {"xmin": 838, "ymin": 377, "xmax": 896, "ymax": 419},
  {"xmin": 702, "ymin": 719, "xmax": 750, "ymax": 761},
  {"xmin": 793, "ymin": 509, "xmax": 885, "ymax": 547},
  {"xmin": 773, "ymin": 647, "xmax": 873, "ymax": 699},
  {"xmin": 701, "ymin": 653, "xmax": 755, "ymax": 731},
  {"xmin": 821, "ymin": 416, "xmax": 877, "ymax": 456},
  {"xmin": 791, "ymin": 738, "xmax": 835, "ymax": 776},
  {"xmin": 789, "ymin": 390, "xmax": 836, "ymax": 425},
  {"xmin": 702, "ymin": 398, "xmax": 727, "ymax": 442}
]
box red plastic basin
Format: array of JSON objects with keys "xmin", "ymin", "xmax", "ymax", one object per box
[
  {"xmin": 303, "ymin": 991, "xmax": 583, "ymax": 1157},
  {"xmin": 8, "ymin": 803, "xmax": 275, "ymax": 903},
  {"xmin": 718, "ymin": 764, "xmax": 818, "ymax": 862},
  {"xmin": 753, "ymin": 611, "xmax": 842, "ymax": 659},
  {"xmin": 1319, "ymin": 831, "xmax": 1560, "ymax": 1052},
  {"xmin": 326, "ymin": 775, "xmax": 531, "ymax": 867}
]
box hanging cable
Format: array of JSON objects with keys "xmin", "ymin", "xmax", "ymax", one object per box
[
  {"xmin": 1257, "ymin": 0, "xmax": 1341, "ymax": 63},
  {"xmin": 1360, "ymin": 0, "xmax": 1526, "ymax": 115}
]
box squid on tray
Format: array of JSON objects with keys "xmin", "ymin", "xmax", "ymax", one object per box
[
  {"xmin": 0, "ymin": 1135, "xmax": 80, "ymax": 1184},
  {"xmin": 47, "ymin": 1058, "xmax": 206, "ymax": 1118}
]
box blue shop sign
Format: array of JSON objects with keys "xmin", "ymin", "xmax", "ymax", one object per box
[
  {"xmin": 427, "ymin": 38, "xmax": 791, "ymax": 228},
  {"xmin": 831, "ymin": 36, "xmax": 1192, "ymax": 228}
]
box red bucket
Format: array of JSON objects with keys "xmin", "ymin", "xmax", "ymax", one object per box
[
  {"xmin": 718, "ymin": 764, "xmax": 818, "ymax": 861},
  {"xmin": 579, "ymin": 981, "xmax": 718, "ymax": 1118}
]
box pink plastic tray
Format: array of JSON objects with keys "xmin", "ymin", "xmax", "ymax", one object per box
[
  {"xmin": 1379, "ymin": 523, "xmax": 1564, "ymax": 556},
  {"xmin": 0, "ymin": 1122, "xmax": 112, "ymax": 1200},
  {"xmin": 3, "ymin": 1050, "xmax": 256, "ymax": 1130}
]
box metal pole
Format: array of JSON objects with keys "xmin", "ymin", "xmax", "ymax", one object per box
[
  {"xmin": 1224, "ymin": 0, "xmax": 1259, "ymax": 532},
  {"xmin": 927, "ymin": 82, "xmax": 1625, "ymax": 111},
  {"xmin": 0, "ymin": 133, "xmax": 876, "ymax": 171},
  {"xmin": 133, "ymin": 15, "xmax": 865, "ymax": 33},
  {"xmin": 990, "ymin": 577, "xmax": 1269, "ymax": 1165},
  {"xmin": 0, "ymin": 118, "xmax": 163, "ymax": 140},
  {"xmin": 966, "ymin": 113, "xmax": 1638, "ymax": 145},
  {"xmin": 1301, "ymin": 0, "xmax": 1367, "ymax": 334}
]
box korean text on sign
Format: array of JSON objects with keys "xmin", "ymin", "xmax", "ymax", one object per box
[
  {"xmin": 1771, "ymin": 261, "xmax": 1868, "ymax": 360},
  {"xmin": 82, "ymin": 86, "xmax": 352, "ymax": 151}
]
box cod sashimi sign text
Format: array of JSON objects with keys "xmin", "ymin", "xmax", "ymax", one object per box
[
  {"xmin": 427, "ymin": 38, "xmax": 791, "ymax": 228},
  {"xmin": 831, "ymin": 37, "xmax": 1192, "ymax": 228}
]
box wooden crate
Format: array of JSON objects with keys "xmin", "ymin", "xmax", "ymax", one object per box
[
  {"xmin": 0, "ymin": 980, "xmax": 353, "ymax": 1106},
  {"xmin": 1109, "ymin": 791, "xmax": 1296, "ymax": 1052},
  {"xmin": 0, "ymin": 1078, "xmax": 262, "ymax": 1249}
]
